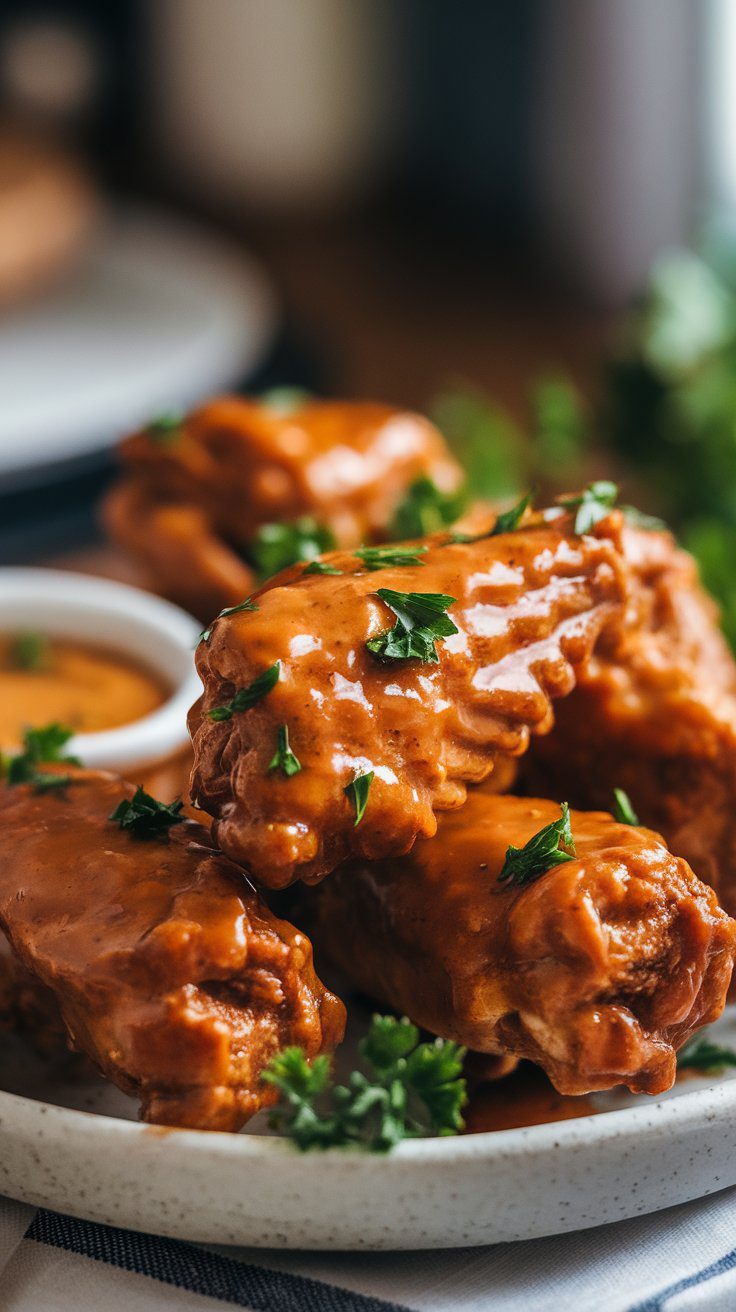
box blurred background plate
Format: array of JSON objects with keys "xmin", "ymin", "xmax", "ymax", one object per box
[{"xmin": 0, "ymin": 206, "xmax": 278, "ymax": 492}]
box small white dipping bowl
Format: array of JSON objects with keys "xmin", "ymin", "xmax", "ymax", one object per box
[{"xmin": 0, "ymin": 568, "xmax": 201, "ymax": 773}]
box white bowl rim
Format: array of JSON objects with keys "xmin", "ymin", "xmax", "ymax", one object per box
[{"xmin": 0, "ymin": 567, "xmax": 201, "ymax": 773}]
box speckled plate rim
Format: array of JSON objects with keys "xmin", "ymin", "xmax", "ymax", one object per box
[
  {"xmin": 3, "ymin": 1073, "xmax": 736, "ymax": 1248},
  {"xmin": 2, "ymin": 1073, "xmax": 735, "ymax": 1162}
]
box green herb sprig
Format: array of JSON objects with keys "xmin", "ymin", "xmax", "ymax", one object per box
[
  {"xmin": 677, "ymin": 1035, "xmax": 736, "ymax": 1075},
  {"xmin": 612, "ymin": 788, "xmax": 639, "ymax": 826},
  {"xmin": 248, "ymin": 518, "xmax": 335, "ymax": 580},
  {"xmin": 498, "ymin": 803, "xmax": 576, "ymax": 888},
  {"xmin": 7, "ymin": 632, "xmax": 49, "ymax": 672},
  {"xmin": 2, "ymin": 723, "xmax": 81, "ymax": 793},
  {"xmin": 344, "ymin": 770, "xmax": 374, "ymax": 825},
  {"xmin": 208, "ymin": 662, "xmax": 280, "ymax": 721},
  {"xmin": 557, "ymin": 481, "xmax": 619, "ymax": 535},
  {"xmin": 146, "ymin": 412, "xmax": 183, "ymax": 446},
  {"xmin": 268, "ymin": 724, "xmax": 302, "ymax": 777},
  {"xmin": 303, "ymin": 560, "xmax": 343, "ymax": 576},
  {"xmin": 355, "ymin": 545, "xmax": 428, "ymax": 571},
  {"xmin": 389, "ymin": 477, "xmax": 467, "ymax": 540},
  {"xmin": 366, "ymin": 590, "xmax": 458, "ymax": 664},
  {"xmin": 109, "ymin": 787, "xmax": 185, "ymax": 840},
  {"xmin": 491, "ymin": 491, "xmax": 533, "ymax": 536},
  {"xmin": 201, "ymin": 596, "xmax": 258, "ymax": 643},
  {"xmin": 262, "ymin": 1014, "xmax": 466, "ymax": 1152}
]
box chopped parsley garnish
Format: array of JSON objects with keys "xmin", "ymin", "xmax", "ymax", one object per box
[
  {"xmin": 247, "ymin": 518, "xmax": 336, "ymax": 581},
  {"xmin": 613, "ymin": 788, "xmax": 639, "ymax": 826},
  {"xmin": 207, "ymin": 662, "xmax": 280, "ymax": 721},
  {"xmin": 389, "ymin": 476, "xmax": 467, "ymax": 539},
  {"xmin": 498, "ymin": 803, "xmax": 576, "ymax": 887},
  {"xmin": 259, "ymin": 386, "xmax": 311, "ymax": 415},
  {"xmin": 262, "ymin": 1013, "xmax": 466, "ymax": 1152},
  {"xmin": 146, "ymin": 412, "xmax": 183, "ymax": 445},
  {"xmin": 355, "ymin": 545, "xmax": 427, "ymax": 571},
  {"xmin": 201, "ymin": 596, "xmax": 258, "ymax": 643},
  {"xmin": 268, "ymin": 724, "xmax": 302, "ymax": 777},
  {"xmin": 344, "ymin": 770, "xmax": 374, "ymax": 825},
  {"xmin": 2, "ymin": 722, "xmax": 80, "ymax": 793},
  {"xmin": 491, "ymin": 491, "xmax": 533, "ymax": 536},
  {"xmin": 7, "ymin": 631, "xmax": 49, "ymax": 671},
  {"xmin": 557, "ymin": 481, "xmax": 619, "ymax": 534},
  {"xmin": 366, "ymin": 590, "xmax": 458, "ymax": 664},
  {"xmin": 622, "ymin": 505, "xmax": 668, "ymax": 531},
  {"xmin": 303, "ymin": 560, "xmax": 343, "ymax": 576},
  {"xmin": 677, "ymin": 1035, "xmax": 736, "ymax": 1075},
  {"xmin": 109, "ymin": 787, "xmax": 185, "ymax": 840}
]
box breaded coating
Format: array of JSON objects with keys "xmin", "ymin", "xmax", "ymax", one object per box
[
  {"xmin": 105, "ymin": 396, "xmax": 463, "ymax": 618},
  {"xmin": 310, "ymin": 791, "xmax": 736, "ymax": 1096},
  {"xmin": 0, "ymin": 772, "xmax": 345, "ymax": 1130},
  {"xmin": 524, "ymin": 522, "xmax": 736, "ymax": 916},
  {"xmin": 190, "ymin": 512, "xmax": 627, "ymax": 886}
]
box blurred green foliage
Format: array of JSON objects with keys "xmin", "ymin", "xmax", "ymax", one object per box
[{"xmin": 428, "ymin": 250, "xmax": 736, "ymax": 649}]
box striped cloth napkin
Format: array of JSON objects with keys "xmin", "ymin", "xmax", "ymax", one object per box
[{"xmin": 2, "ymin": 1189, "xmax": 736, "ymax": 1312}]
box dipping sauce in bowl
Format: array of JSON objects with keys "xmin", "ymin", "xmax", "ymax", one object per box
[
  {"xmin": 0, "ymin": 633, "xmax": 170, "ymax": 748},
  {"xmin": 0, "ymin": 568, "xmax": 202, "ymax": 784}
]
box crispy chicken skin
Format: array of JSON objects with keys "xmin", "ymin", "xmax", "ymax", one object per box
[
  {"xmin": 189, "ymin": 512, "xmax": 628, "ymax": 887},
  {"xmin": 0, "ymin": 772, "xmax": 345, "ymax": 1130},
  {"xmin": 104, "ymin": 395, "xmax": 463, "ymax": 618},
  {"xmin": 309, "ymin": 792, "xmax": 736, "ymax": 1096},
  {"xmin": 524, "ymin": 522, "xmax": 736, "ymax": 916}
]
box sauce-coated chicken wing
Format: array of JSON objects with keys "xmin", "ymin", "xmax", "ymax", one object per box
[
  {"xmin": 524, "ymin": 521, "xmax": 736, "ymax": 915},
  {"xmin": 310, "ymin": 792, "xmax": 736, "ymax": 1095},
  {"xmin": 189, "ymin": 513, "xmax": 628, "ymax": 886},
  {"xmin": 0, "ymin": 772, "xmax": 345, "ymax": 1130},
  {"xmin": 105, "ymin": 396, "xmax": 463, "ymax": 618}
]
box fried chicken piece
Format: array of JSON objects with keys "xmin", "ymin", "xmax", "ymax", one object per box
[
  {"xmin": 523, "ymin": 521, "xmax": 736, "ymax": 916},
  {"xmin": 0, "ymin": 772, "xmax": 345, "ymax": 1130},
  {"xmin": 189, "ymin": 511, "xmax": 628, "ymax": 886},
  {"xmin": 309, "ymin": 792, "xmax": 736, "ymax": 1096},
  {"xmin": 0, "ymin": 935, "xmax": 65, "ymax": 1050},
  {"xmin": 104, "ymin": 396, "xmax": 463, "ymax": 618}
]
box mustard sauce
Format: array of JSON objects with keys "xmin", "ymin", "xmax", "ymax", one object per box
[{"xmin": 0, "ymin": 633, "xmax": 169, "ymax": 748}]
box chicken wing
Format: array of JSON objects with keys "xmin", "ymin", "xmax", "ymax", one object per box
[
  {"xmin": 309, "ymin": 791, "xmax": 736, "ymax": 1096},
  {"xmin": 105, "ymin": 395, "xmax": 463, "ymax": 618},
  {"xmin": 523, "ymin": 520, "xmax": 736, "ymax": 915},
  {"xmin": 190, "ymin": 511, "xmax": 628, "ymax": 886},
  {"xmin": 0, "ymin": 771, "xmax": 345, "ymax": 1130}
]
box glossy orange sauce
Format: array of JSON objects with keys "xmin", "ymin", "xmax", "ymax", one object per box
[
  {"xmin": 0, "ymin": 634, "xmax": 169, "ymax": 748},
  {"xmin": 464, "ymin": 1065, "xmax": 598, "ymax": 1133}
]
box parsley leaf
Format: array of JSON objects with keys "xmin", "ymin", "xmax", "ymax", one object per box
[
  {"xmin": 247, "ymin": 518, "xmax": 335, "ymax": 580},
  {"xmin": 146, "ymin": 412, "xmax": 183, "ymax": 446},
  {"xmin": 498, "ymin": 802, "xmax": 576, "ymax": 887},
  {"xmin": 366, "ymin": 590, "xmax": 458, "ymax": 664},
  {"xmin": 355, "ymin": 545, "xmax": 428, "ymax": 571},
  {"xmin": 7, "ymin": 631, "xmax": 49, "ymax": 671},
  {"xmin": 109, "ymin": 786, "xmax": 185, "ymax": 840},
  {"xmin": 622, "ymin": 505, "xmax": 668, "ymax": 532},
  {"xmin": 491, "ymin": 491, "xmax": 533, "ymax": 536},
  {"xmin": 677, "ymin": 1035, "xmax": 736, "ymax": 1075},
  {"xmin": 259, "ymin": 386, "xmax": 311, "ymax": 415},
  {"xmin": 262, "ymin": 1013, "xmax": 466, "ymax": 1152},
  {"xmin": 268, "ymin": 724, "xmax": 302, "ymax": 777},
  {"xmin": 613, "ymin": 788, "xmax": 639, "ymax": 825},
  {"xmin": 557, "ymin": 481, "xmax": 619, "ymax": 534},
  {"xmin": 303, "ymin": 560, "xmax": 343, "ymax": 576},
  {"xmin": 344, "ymin": 770, "xmax": 374, "ymax": 825},
  {"xmin": 3, "ymin": 722, "xmax": 81, "ymax": 792},
  {"xmin": 207, "ymin": 662, "xmax": 280, "ymax": 721},
  {"xmin": 201, "ymin": 596, "xmax": 258, "ymax": 643},
  {"xmin": 389, "ymin": 477, "xmax": 467, "ymax": 539}
]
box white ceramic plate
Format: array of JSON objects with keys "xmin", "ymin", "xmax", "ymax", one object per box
[
  {"xmin": 2, "ymin": 1002, "xmax": 736, "ymax": 1250},
  {"xmin": 0, "ymin": 207, "xmax": 277, "ymax": 491}
]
